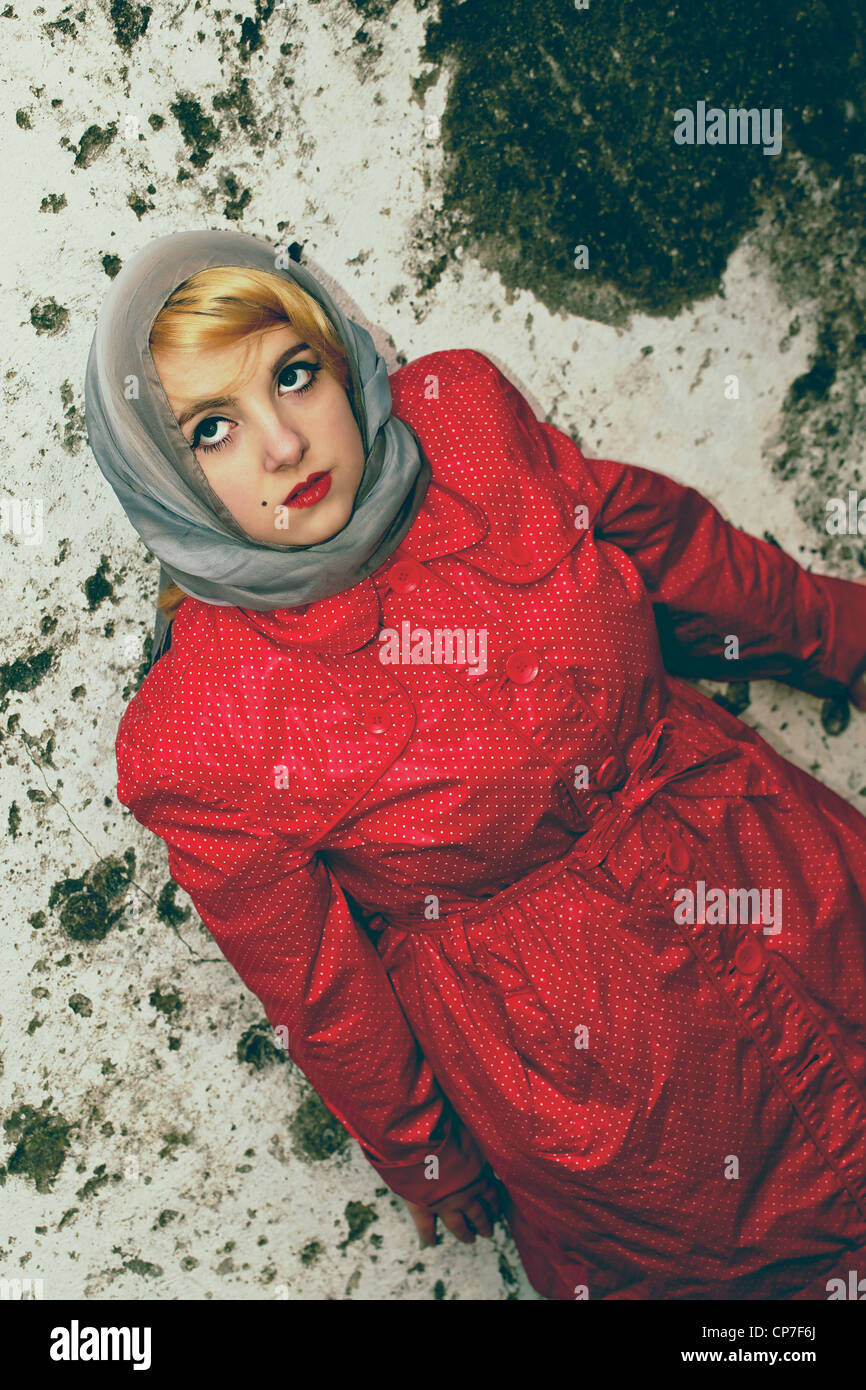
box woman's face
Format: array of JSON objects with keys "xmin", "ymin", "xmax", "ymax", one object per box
[{"xmin": 152, "ymin": 324, "xmax": 366, "ymax": 546}]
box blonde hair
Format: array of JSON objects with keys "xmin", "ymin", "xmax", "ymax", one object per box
[{"xmin": 149, "ymin": 265, "xmax": 353, "ymax": 622}]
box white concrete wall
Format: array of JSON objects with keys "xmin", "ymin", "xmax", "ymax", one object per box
[{"xmin": 2, "ymin": 0, "xmax": 864, "ymax": 1301}]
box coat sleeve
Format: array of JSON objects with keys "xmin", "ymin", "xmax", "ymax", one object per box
[
  {"xmin": 571, "ymin": 450, "xmax": 866, "ymax": 699},
  {"xmin": 115, "ymin": 718, "xmax": 485, "ymax": 1207},
  {"xmin": 480, "ymin": 352, "xmax": 866, "ymax": 699}
]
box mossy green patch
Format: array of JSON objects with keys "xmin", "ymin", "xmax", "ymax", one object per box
[
  {"xmin": 122, "ymin": 1256, "xmax": 163, "ymax": 1277},
  {"xmin": 288, "ymin": 1087, "xmax": 350, "ymax": 1161},
  {"xmin": 158, "ymin": 1129, "xmax": 192, "ymax": 1161},
  {"xmin": 236, "ymin": 1021, "xmax": 287, "ymax": 1071},
  {"xmin": 236, "ymin": 0, "xmax": 278, "ymax": 63},
  {"xmin": 712, "ymin": 683, "xmax": 752, "ymax": 717},
  {"xmin": 498, "ymin": 1250, "xmax": 520, "ymax": 1295},
  {"xmin": 109, "ymin": 0, "xmax": 152, "ymax": 55},
  {"xmin": 73, "ymin": 122, "xmax": 117, "ymax": 168},
  {"xmin": 337, "ymin": 1200, "xmax": 378, "ymax": 1250},
  {"xmin": 48, "ymin": 850, "xmax": 136, "ymax": 943},
  {"xmin": 156, "ymin": 881, "xmax": 191, "ymax": 928},
  {"xmin": 0, "ymin": 647, "xmax": 53, "ymax": 704},
  {"xmin": 29, "ymin": 299, "xmax": 68, "ymax": 335},
  {"xmin": 1, "ymin": 1100, "xmax": 74, "ymax": 1192},
  {"xmin": 84, "ymin": 555, "xmax": 114, "ymax": 610},
  {"xmin": 149, "ymin": 987, "xmax": 183, "ymax": 1017},
  {"xmin": 43, "ymin": 15, "xmax": 78, "ymax": 41},
  {"xmin": 128, "ymin": 191, "xmax": 155, "ymax": 221},
  {"xmin": 59, "ymin": 380, "xmax": 87, "ymax": 453},
  {"xmin": 170, "ymin": 95, "xmax": 220, "ymax": 168},
  {"xmin": 212, "ymin": 73, "xmax": 261, "ymax": 147},
  {"xmin": 76, "ymin": 1164, "xmax": 110, "ymax": 1201},
  {"xmin": 221, "ymin": 173, "xmax": 252, "ymax": 223},
  {"xmin": 412, "ymin": 1, "xmax": 865, "ymax": 318}
]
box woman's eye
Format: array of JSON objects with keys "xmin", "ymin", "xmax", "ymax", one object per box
[
  {"xmin": 278, "ymin": 361, "xmax": 320, "ymax": 393},
  {"xmin": 195, "ymin": 418, "xmax": 231, "ymax": 452},
  {"xmin": 191, "ymin": 360, "xmax": 320, "ymax": 453}
]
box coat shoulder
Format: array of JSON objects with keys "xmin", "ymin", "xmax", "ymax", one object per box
[
  {"xmin": 389, "ymin": 348, "xmax": 504, "ymax": 402},
  {"xmin": 115, "ymin": 602, "xmax": 270, "ymax": 811}
]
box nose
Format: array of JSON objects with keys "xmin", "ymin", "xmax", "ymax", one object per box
[{"xmin": 258, "ymin": 408, "xmax": 307, "ymax": 471}]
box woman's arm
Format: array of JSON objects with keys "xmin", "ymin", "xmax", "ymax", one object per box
[
  {"xmin": 115, "ymin": 723, "xmax": 485, "ymax": 1209},
  {"xmin": 480, "ymin": 353, "xmax": 866, "ymax": 700},
  {"xmin": 572, "ymin": 449, "xmax": 866, "ymax": 701}
]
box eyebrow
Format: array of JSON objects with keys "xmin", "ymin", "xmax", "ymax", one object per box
[{"xmin": 175, "ymin": 341, "xmax": 314, "ymax": 428}]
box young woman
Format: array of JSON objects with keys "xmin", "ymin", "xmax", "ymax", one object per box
[{"xmin": 85, "ymin": 227, "xmax": 866, "ymax": 1301}]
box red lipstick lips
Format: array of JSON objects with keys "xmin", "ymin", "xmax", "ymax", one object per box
[{"xmin": 283, "ymin": 471, "xmax": 332, "ymax": 508}]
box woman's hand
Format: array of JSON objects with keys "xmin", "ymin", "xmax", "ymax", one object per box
[
  {"xmin": 847, "ymin": 576, "xmax": 866, "ymax": 712},
  {"xmin": 403, "ymin": 1165, "xmax": 504, "ymax": 1247}
]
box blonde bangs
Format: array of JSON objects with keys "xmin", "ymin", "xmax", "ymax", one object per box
[{"xmin": 148, "ymin": 265, "xmax": 351, "ymax": 395}]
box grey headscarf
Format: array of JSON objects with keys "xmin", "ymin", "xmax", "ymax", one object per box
[{"xmin": 84, "ymin": 228, "xmax": 431, "ymax": 668}]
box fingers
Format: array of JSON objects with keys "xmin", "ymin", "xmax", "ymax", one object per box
[
  {"xmin": 441, "ymin": 1194, "xmax": 498, "ymax": 1242},
  {"xmin": 411, "ymin": 1168, "xmax": 506, "ymax": 1247},
  {"xmin": 442, "ymin": 1211, "xmax": 475, "ymax": 1244},
  {"xmin": 414, "ymin": 1210, "xmax": 437, "ymax": 1247},
  {"xmin": 482, "ymin": 1178, "xmax": 504, "ymax": 1218},
  {"xmin": 464, "ymin": 1197, "xmax": 495, "ymax": 1237}
]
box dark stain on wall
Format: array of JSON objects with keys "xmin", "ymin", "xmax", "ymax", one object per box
[
  {"xmin": 156, "ymin": 880, "xmax": 191, "ymax": 927},
  {"xmin": 337, "ymin": 1199, "xmax": 378, "ymax": 1249},
  {"xmin": 47, "ymin": 850, "xmax": 136, "ymax": 943},
  {"xmin": 411, "ymin": 1, "xmax": 864, "ymax": 316},
  {"xmin": 109, "ymin": 0, "xmax": 152, "ymax": 55},
  {"xmin": 148, "ymin": 986, "xmax": 183, "ymax": 1018},
  {"xmin": 30, "ymin": 299, "xmax": 69, "ymax": 335},
  {"xmin": 84, "ymin": 556, "xmax": 114, "ymax": 610},
  {"xmin": 72, "ymin": 122, "xmax": 118, "ymax": 168},
  {"xmin": 0, "ymin": 648, "xmax": 54, "ymax": 705},
  {"xmin": 0, "ymin": 1099, "xmax": 75, "ymax": 1192},
  {"xmin": 401, "ymin": 0, "xmax": 865, "ymax": 566},
  {"xmin": 288, "ymin": 1086, "xmax": 351, "ymax": 1161},
  {"xmin": 169, "ymin": 96, "xmax": 221, "ymax": 168},
  {"xmin": 236, "ymin": 1020, "xmax": 288, "ymax": 1070}
]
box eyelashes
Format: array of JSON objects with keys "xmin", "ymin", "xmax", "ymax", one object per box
[{"xmin": 192, "ymin": 361, "xmax": 322, "ymax": 454}]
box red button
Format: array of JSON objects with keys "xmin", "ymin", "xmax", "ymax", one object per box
[
  {"xmin": 665, "ymin": 838, "xmax": 691, "ymax": 873},
  {"xmin": 734, "ymin": 939, "xmax": 763, "ymax": 975},
  {"xmin": 596, "ymin": 756, "xmax": 619, "ymax": 788},
  {"xmin": 388, "ymin": 559, "xmax": 423, "ymax": 594},
  {"xmin": 505, "ymin": 649, "xmax": 539, "ymax": 684},
  {"xmin": 505, "ymin": 539, "xmax": 533, "ymax": 566},
  {"xmin": 364, "ymin": 708, "xmax": 392, "ymax": 734}
]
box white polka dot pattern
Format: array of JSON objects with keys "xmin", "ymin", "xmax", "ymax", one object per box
[{"xmin": 115, "ymin": 349, "xmax": 866, "ymax": 1299}]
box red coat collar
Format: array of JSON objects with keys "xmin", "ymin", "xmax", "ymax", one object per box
[
  {"xmin": 199, "ymin": 350, "xmax": 580, "ymax": 657},
  {"xmin": 226, "ymin": 477, "xmax": 489, "ymax": 657}
]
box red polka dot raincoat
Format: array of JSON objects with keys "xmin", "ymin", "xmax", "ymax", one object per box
[{"xmin": 116, "ymin": 350, "xmax": 866, "ymax": 1300}]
